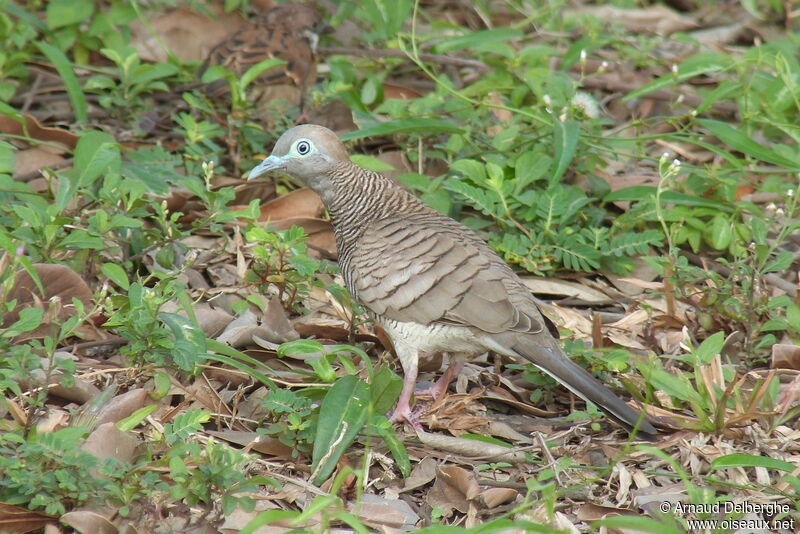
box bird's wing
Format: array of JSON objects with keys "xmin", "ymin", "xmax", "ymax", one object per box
[{"xmin": 348, "ymin": 213, "xmax": 546, "ymax": 334}]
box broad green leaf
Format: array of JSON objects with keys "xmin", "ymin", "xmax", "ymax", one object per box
[
  {"xmin": 604, "ymin": 186, "xmax": 734, "ymax": 212},
  {"xmin": 37, "ymin": 43, "xmax": 88, "ymax": 122},
  {"xmin": 694, "ymin": 331, "xmax": 724, "ymax": 365},
  {"xmin": 550, "ymin": 120, "xmax": 579, "ymax": 184},
  {"xmin": 101, "ymin": 263, "xmax": 129, "ymax": 290},
  {"xmin": 623, "ymin": 52, "xmax": 730, "ymax": 102},
  {"xmin": 46, "ymin": 0, "xmax": 94, "ymax": 29},
  {"xmin": 240, "ymin": 58, "xmax": 286, "ymax": 90},
  {"xmin": 6, "ymin": 308, "xmax": 44, "ymax": 335},
  {"xmin": 350, "ymin": 154, "xmax": 396, "ymax": 172},
  {"xmin": 705, "ymin": 214, "xmax": 732, "ymax": 250},
  {"xmin": 369, "ymin": 366, "xmax": 402, "ymax": 414},
  {"xmin": 311, "ymin": 375, "xmax": 370, "ymax": 485},
  {"xmin": 711, "ymin": 453, "xmax": 796, "ymax": 472},
  {"xmin": 116, "ymin": 405, "xmax": 158, "ymax": 432},
  {"xmin": 341, "ymin": 119, "xmax": 464, "ymax": 141},
  {"xmin": 698, "ymin": 119, "xmax": 800, "ymax": 169}
]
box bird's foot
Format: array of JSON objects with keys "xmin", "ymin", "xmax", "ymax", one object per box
[{"xmin": 388, "ymin": 405, "xmax": 423, "ymax": 430}]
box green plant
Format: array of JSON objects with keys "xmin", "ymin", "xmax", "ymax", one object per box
[
  {"xmin": 244, "ymin": 225, "xmax": 338, "ymax": 312},
  {"xmin": 85, "ymin": 45, "xmax": 180, "ymax": 116}
]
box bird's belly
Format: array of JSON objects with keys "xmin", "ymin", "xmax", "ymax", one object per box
[{"xmin": 379, "ymin": 318, "xmax": 487, "ymax": 353}]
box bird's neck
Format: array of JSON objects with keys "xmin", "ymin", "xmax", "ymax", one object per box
[{"xmin": 321, "ymin": 160, "xmax": 421, "ymax": 253}]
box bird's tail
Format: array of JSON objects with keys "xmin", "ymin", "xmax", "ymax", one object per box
[{"xmin": 511, "ymin": 340, "xmax": 657, "ymax": 437}]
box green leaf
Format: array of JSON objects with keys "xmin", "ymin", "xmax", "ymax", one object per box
[
  {"xmin": 622, "ymin": 52, "xmax": 730, "ymax": 102},
  {"xmin": 705, "ymin": 214, "xmax": 732, "ymax": 250},
  {"xmin": 116, "ymin": 405, "xmax": 158, "ymax": 432},
  {"xmin": 370, "ymin": 415, "xmax": 410, "ymax": 477},
  {"xmin": 36, "ymin": 43, "xmax": 88, "ymax": 122},
  {"xmin": 698, "ymin": 119, "xmax": 800, "ymax": 169},
  {"xmin": 6, "ymin": 308, "xmax": 44, "ymax": 335},
  {"xmin": 340, "ymin": 119, "xmax": 464, "ymax": 141},
  {"xmin": 694, "ymin": 331, "xmax": 724, "ymax": 365},
  {"xmin": 46, "ymin": 0, "xmax": 94, "ymax": 29},
  {"xmin": 369, "ymin": 366, "xmax": 402, "ymax": 414},
  {"xmin": 349, "ymin": 154, "xmax": 396, "ymax": 172},
  {"xmin": 240, "ymin": 58, "xmax": 287, "ymax": 90},
  {"xmin": 311, "ymin": 375, "xmax": 370, "ymax": 485},
  {"xmin": 711, "ymin": 453, "xmax": 797, "ymax": 472},
  {"xmin": 604, "ymin": 186, "xmax": 734, "ymax": 212},
  {"xmin": 551, "ymin": 119, "xmax": 579, "ymax": 184},
  {"xmin": 101, "ymin": 263, "xmax": 130, "ymax": 290},
  {"xmin": 76, "ymin": 131, "xmax": 119, "ymax": 183}
]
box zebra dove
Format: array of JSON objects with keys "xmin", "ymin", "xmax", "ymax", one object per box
[
  {"xmin": 248, "ymin": 124, "xmax": 657, "ymax": 436},
  {"xmin": 197, "ymin": 4, "xmax": 326, "ymax": 108}
]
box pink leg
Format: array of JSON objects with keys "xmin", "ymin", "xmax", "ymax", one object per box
[
  {"xmin": 416, "ymin": 353, "xmax": 466, "ymax": 399},
  {"xmin": 388, "ymin": 344, "xmax": 424, "ymax": 428},
  {"xmin": 389, "ymin": 361, "xmax": 418, "ymax": 425},
  {"xmin": 416, "ymin": 355, "xmax": 465, "ymax": 399}
]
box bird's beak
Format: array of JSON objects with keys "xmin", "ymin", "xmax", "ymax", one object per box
[{"xmin": 248, "ymin": 155, "xmax": 284, "ymax": 180}]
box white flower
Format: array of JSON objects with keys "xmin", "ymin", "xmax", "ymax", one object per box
[{"xmin": 570, "ymin": 92, "xmax": 600, "ymax": 119}]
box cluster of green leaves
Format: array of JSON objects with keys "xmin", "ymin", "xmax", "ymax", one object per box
[
  {"xmin": 252, "ymin": 339, "xmax": 408, "ymax": 484},
  {"xmin": 244, "ymin": 225, "xmax": 339, "ymax": 312},
  {"xmin": 0, "ymin": 409, "xmax": 261, "ymax": 519}
]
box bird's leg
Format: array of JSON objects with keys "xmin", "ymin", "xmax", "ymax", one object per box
[
  {"xmin": 416, "ymin": 352, "xmax": 467, "ymax": 400},
  {"xmin": 388, "ymin": 343, "xmax": 421, "ymax": 428}
]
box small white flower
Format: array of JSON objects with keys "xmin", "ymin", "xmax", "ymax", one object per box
[
  {"xmin": 776, "ymin": 208, "xmax": 785, "ymax": 217},
  {"xmin": 570, "ymin": 92, "xmax": 600, "ymax": 119},
  {"xmin": 788, "ymin": 189, "xmax": 795, "ymax": 197},
  {"xmin": 671, "ymin": 64, "xmax": 679, "ymax": 75},
  {"xmin": 559, "ymin": 109, "xmax": 568, "ymax": 122},
  {"xmin": 601, "ymin": 61, "xmax": 609, "ymax": 69},
  {"xmin": 672, "ymin": 159, "xmax": 681, "ymax": 167},
  {"xmin": 580, "ymin": 49, "xmax": 587, "ymax": 64},
  {"xmin": 543, "ymin": 94, "xmax": 552, "ymax": 107}
]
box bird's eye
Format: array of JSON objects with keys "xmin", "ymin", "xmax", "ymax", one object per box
[{"xmin": 296, "ymin": 140, "xmax": 311, "ymax": 155}]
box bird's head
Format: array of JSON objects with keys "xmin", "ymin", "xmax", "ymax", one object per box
[{"xmin": 248, "ymin": 124, "xmax": 349, "ymax": 189}]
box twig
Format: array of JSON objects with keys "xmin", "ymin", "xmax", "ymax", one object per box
[{"xmin": 319, "ymin": 46, "xmax": 490, "ymax": 72}]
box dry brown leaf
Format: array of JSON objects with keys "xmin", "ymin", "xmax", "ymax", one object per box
[
  {"xmin": 482, "ymin": 487, "xmax": 518, "ymax": 508},
  {"xmin": 0, "ymin": 113, "xmax": 78, "ymax": 149},
  {"xmin": 347, "ymin": 494, "xmax": 419, "ymax": 530},
  {"xmin": 415, "ymin": 430, "xmax": 527, "ymax": 462},
  {"xmin": 772, "ymin": 344, "xmax": 800, "ymax": 370},
  {"xmin": 567, "ymin": 6, "xmax": 697, "ymax": 35},
  {"xmin": 95, "ymin": 388, "xmax": 149, "ymax": 426},
  {"xmin": 519, "ymin": 277, "xmax": 610, "ymax": 302},
  {"xmin": 483, "ymin": 385, "xmax": 558, "ymax": 418},
  {"xmin": 60, "ymin": 510, "xmax": 117, "ymax": 534},
  {"xmin": 2, "ymin": 263, "xmax": 94, "ymax": 332},
  {"xmin": 193, "ymin": 303, "xmax": 234, "ymax": 337},
  {"xmin": 258, "ymin": 188, "xmax": 324, "ymax": 221},
  {"xmin": 426, "ymin": 465, "xmax": 479, "ymax": 516},
  {"xmin": 402, "ymin": 455, "xmax": 438, "ymax": 493},
  {"xmin": 206, "ymin": 430, "xmax": 294, "ymax": 459},
  {"xmin": 13, "ymin": 147, "xmax": 66, "ymax": 179},
  {"xmin": 0, "ymin": 502, "xmax": 55, "ymax": 533},
  {"xmin": 131, "ymin": 7, "xmax": 244, "ymax": 62},
  {"xmin": 82, "ymin": 423, "xmax": 139, "ymax": 465}
]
